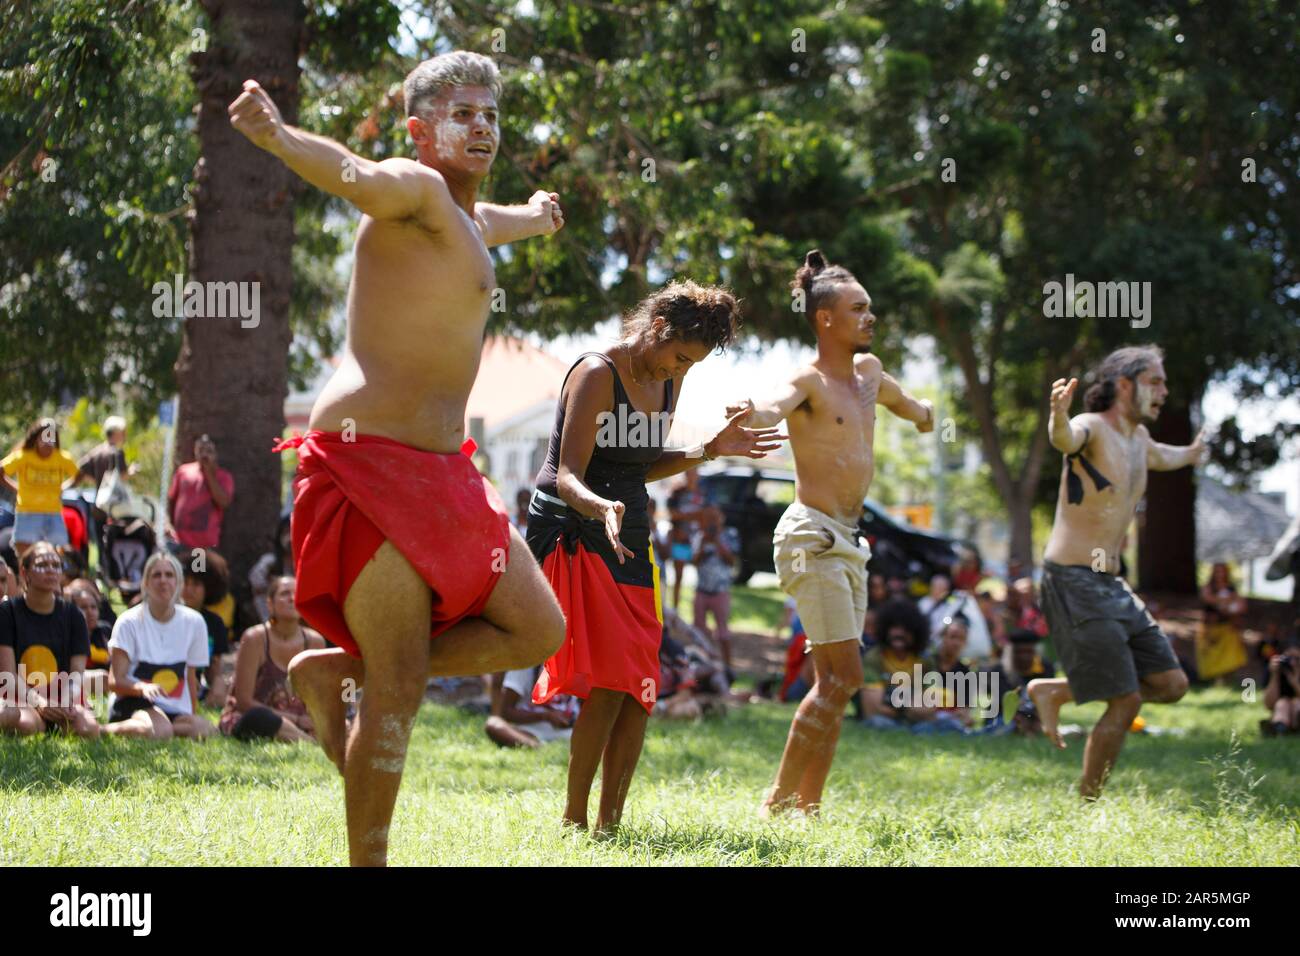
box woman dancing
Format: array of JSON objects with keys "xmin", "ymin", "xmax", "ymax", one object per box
[{"xmin": 526, "ymin": 280, "xmax": 783, "ymax": 833}]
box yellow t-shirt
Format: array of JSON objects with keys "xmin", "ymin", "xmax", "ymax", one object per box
[
  {"xmin": 205, "ymin": 592, "xmax": 235, "ymax": 630},
  {"xmin": 1, "ymin": 448, "xmax": 79, "ymax": 514}
]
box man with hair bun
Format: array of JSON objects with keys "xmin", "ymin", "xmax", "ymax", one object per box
[
  {"xmin": 228, "ymin": 50, "xmax": 569, "ymax": 865},
  {"xmin": 730, "ymin": 249, "xmax": 934, "ymax": 816},
  {"xmin": 1029, "ymin": 344, "xmax": 1205, "ymax": 799}
]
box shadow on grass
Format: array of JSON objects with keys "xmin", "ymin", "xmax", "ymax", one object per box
[
  {"xmin": 0, "ymin": 734, "xmax": 332, "ymax": 794},
  {"xmin": 607, "ymin": 819, "xmax": 804, "ymax": 862}
]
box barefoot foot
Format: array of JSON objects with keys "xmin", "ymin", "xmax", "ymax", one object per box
[
  {"xmin": 288, "ymin": 648, "xmax": 358, "ymax": 774},
  {"xmin": 1028, "ymin": 678, "xmax": 1069, "ymax": 750}
]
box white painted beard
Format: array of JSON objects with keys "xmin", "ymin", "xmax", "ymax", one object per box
[{"xmin": 1136, "ymin": 382, "xmax": 1160, "ymax": 421}]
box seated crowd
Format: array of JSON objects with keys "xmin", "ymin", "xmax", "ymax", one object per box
[{"xmin": 2, "ymin": 413, "xmax": 1292, "ymax": 747}]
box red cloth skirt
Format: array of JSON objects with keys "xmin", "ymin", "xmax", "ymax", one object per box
[
  {"xmin": 527, "ymin": 496, "xmax": 663, "ymax": 715},
  {"xmin": 276, "ymin": 431, "xmax": 510, "ymax": 659}
]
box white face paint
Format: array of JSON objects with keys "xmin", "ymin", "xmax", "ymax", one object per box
[
  {"xmin": 1135, "ymin": 381, "xmax": 1160, "ymax": 421},
  {"xmin": 419, "ymin": 86, "xmax": 499, "ymax": 175}
]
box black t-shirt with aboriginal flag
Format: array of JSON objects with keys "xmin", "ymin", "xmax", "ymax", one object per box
[{"xmin": 0, "ymin": 596, "xmax": 91, "ymax": 683}]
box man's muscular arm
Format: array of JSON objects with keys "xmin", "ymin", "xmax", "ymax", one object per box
[
  {"xmin": 1147, "ymin": 426, "xmax": 1209, "ymax": 472},
  {"xmin": 726, "ymin": 368, "xmax": 814, "ymax": 428},
  {"xmin": 1048, "ymin": 377, "xmax": 1088, "ymax": 453},
  {"xmin": 476, "ymin": 193, "xmax": 564, "ymax": 247},
  {"xmin": 228, "ymin": 80, "xmax": 443, "ymax": 221},
  {"xmin": 873, "ymin": 358, "xmax": 934, "ymax": 433}
]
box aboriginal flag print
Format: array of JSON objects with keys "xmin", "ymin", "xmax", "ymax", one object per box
[
  {"xmin": 527, "ymin": 496, "xmax": 663, "ymax": 715},
  {"xmin": 133, "ymin": 660, "xmax": 188, "ymax": 701}
]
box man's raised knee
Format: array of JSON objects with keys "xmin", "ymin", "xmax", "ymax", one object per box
[
  {"xmin": 537, "ymin": 596, "xmax": 566, "ymax": 660},
  {"xmin": 1156, "ymin": 670, "xmax": 1189, "ymax": 703}
]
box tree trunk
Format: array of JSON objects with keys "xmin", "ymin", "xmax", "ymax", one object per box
[
  {"xmin": 1005, "ymin": 490, "xmax": 1034, "ymax": 572},
  {"xmin": 1138, "ymin": 399, "xmax": 1198, "ymax": 594},
  {"xmin": 177, "ymin": 0, "xmax": 303, "ymax": 603},
  {"xmin": 937, "ymin": 311, "xmax": 1052, "ymax": 570}
]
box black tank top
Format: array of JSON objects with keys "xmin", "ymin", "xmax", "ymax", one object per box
[{"xmin": 534, "ymin": 351, "xmax": 675, "ymax": 506}]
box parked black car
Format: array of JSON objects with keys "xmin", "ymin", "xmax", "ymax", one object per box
[{"xmin": 695, "ymin": 465, "xmax": 972, "ymax": 585}]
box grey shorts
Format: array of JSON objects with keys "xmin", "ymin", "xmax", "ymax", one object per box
[{"xmin": 1041, "ymin": 561, "xmax": 1181, "ymax": 704}]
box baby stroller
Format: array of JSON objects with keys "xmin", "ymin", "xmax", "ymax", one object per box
[{"xmin": 98, "ymin": 491, "xmax": 160, "ymax": 605}]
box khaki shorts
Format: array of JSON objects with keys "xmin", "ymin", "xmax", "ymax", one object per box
[{"xmin": 773, "ymin": 502, "xmax": 871, "ymax": 647}]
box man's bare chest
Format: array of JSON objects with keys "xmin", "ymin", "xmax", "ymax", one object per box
[{"xmin": 814, "ymin": 373, "xmax": 880, "ymax": 435}]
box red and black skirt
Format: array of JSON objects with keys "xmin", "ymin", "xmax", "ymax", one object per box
[{"xmin": 526, "ymin": 488, "xmax": 664, "ymax": 714}]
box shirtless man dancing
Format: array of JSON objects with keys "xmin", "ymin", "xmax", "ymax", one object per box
[
  {"xmin": 1029, "ymin": 345, "xmax": 1203, "ymax": 799},
  {"xmin": 730, "ymin": 250, "xmax": 933, "ymax": 816},
  {"xmin": 228, "ymin": 52, "xmax": 566, "ymax": 865}
]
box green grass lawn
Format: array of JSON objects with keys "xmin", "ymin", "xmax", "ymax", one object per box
[{"xmin": 2, "ymin": 686, "xmax": 1296, "ymax": 865}]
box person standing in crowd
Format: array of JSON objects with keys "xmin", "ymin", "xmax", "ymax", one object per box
[
  {"xmin": 220, "ymin": 576, "xmax": 324, "ymax": 743},
  {"xmin": 666, "ymin": 470, "xmax": 707, "ymax": 613},
  {"xmin": 77, "ymin": 415, "xmax": 133, "ymax": 534},
  {"xmin": 0, "ymin": 543, "xmax": 100, "ymax": 737},
  {"xmin": 691, "ymin": 505, "xmax": 738, "ymax": 676},
  {"xmin": 167, "ymin": 434, "xmax": 234, "ymax": 553},
  {"xmin": 104, "ymin": 551, "xmax": 215, "ymax": 739},
  {"xmin": 1, "ymin": 419, "xmax": 80, "ymax": 559},
  {"xmin": 1196, "ymin": 562, "xmax": 1249, "ymax": 682}
]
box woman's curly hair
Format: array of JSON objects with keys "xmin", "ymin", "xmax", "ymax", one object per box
[{"xmin": 619, "ymin": 280, "xmax": 742, "ymax": 354}]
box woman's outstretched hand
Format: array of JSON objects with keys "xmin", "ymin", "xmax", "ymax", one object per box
[{"xmin": 707, "ymin": 407, "xmax": 787, "ymax": 460}]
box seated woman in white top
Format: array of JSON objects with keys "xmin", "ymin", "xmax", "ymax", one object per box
[{"xmin": 104, "ymin": 551, "xmax": 216, "ymax": 740}]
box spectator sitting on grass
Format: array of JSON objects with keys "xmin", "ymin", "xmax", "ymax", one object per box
[
  {"xmin": 0, "ymin": 556, "xmax": 14, "ymax": 601},
  {"xmin": 1262, "ymin": 636, "xmax": 1300, "ymax": 737},
  {"xmin": 1, "ymin": 419, "xmax": 80, "ymax": 559},
  {"xmin": 868, "ymin": 573, "xmax": 889, "ymax": 609},
  {"xmin": 0, "ymin": 542, "xmax": 100, "ymax": 738},
  {"xmin": 104, "ymin": 551, "xmax": 215, "ymax": 740},
  {"xmin": 1003, "ymin": 577, "xmax": 1048, "ymax": 640},
  {"xmin": 909, "ymin": 615, "xmax": 976, "ymax": 734},
  {"xmin": 859, "ymin": 599, "xmax": 929, "ymax": 729},
  {"xmin": 181, "ymin": 552, "xmax": 231, "ymax": 707},
  {"xmin": 952, "ymin": 551, "xmax": 983, "ymax": 592},
  {"xmin": 484, "ymin": 664, "xmax": 579, "ymax": 748},
  {"xmin": 219, "ymin": 576, "xmax": 324, "ymax": 743},
  {"xmin": 981, "ymin": 628, "xmax": 1054, "ymax": 732},
  {"xmin": 66, "ymin": 578, "xmax": 112, "ymax": 697},
  {"xmin": 248, "ymin": 513, "xmax": 293, "ymax": 623},
  {"xmin": 976, "ymin": 588, "xmax": 1007, "ymax": 650},
  {"xmin": 918, "ymin": 573, "xmax": 993, "ymax": 660}
]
